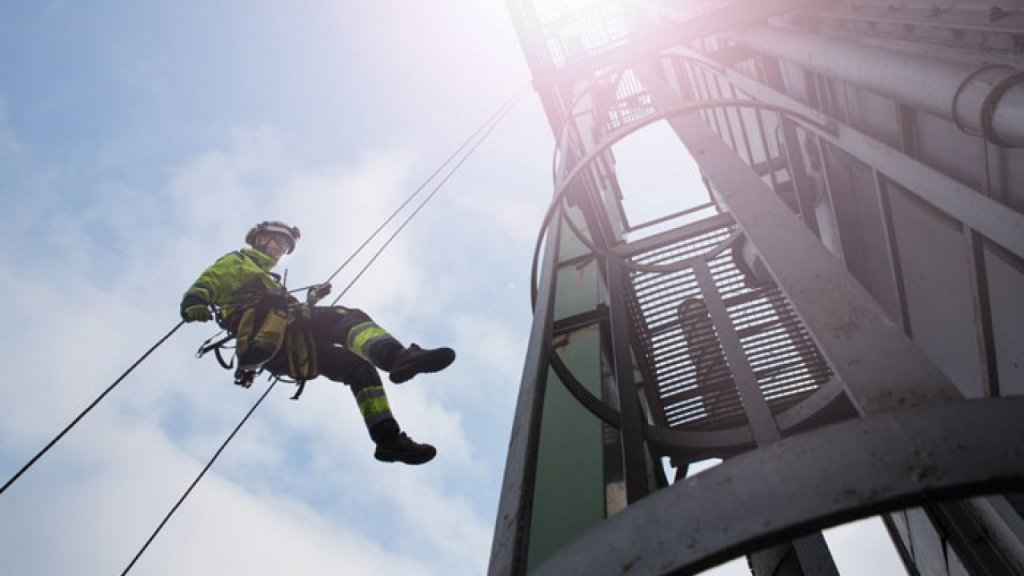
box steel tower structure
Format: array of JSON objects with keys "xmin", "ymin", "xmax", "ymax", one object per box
[{"xmin": 490, "ymin": 1, "xmax": 1024, "ymax": 574}]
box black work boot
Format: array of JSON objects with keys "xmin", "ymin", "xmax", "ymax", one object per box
[
  {"xmin": 388, "ymin": 344, "xmax": 456, "ymax": 384},
  {"xmin": 374, "ymin": 432, "xmax": 437, "ymax": 465}
]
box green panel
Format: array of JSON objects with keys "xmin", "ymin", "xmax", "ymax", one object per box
[
  {"xmin": 527, "ymin": 326, "xmax": 606, "ymax": 571},
  {"xmin": 553, "ymin": 213, "xmax": 603, "ymax": 321},
  {"xmin": 554, "ymin": 257, "xmax": 602, "ymax": 320},
  {"xmin": 557, "ymin": 206, "xmax": 594, "ymax": 261}
]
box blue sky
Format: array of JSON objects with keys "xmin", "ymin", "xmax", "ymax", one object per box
[{"xmin": 0, "ymin": 2, "xmax": 904, "ymax": 574}]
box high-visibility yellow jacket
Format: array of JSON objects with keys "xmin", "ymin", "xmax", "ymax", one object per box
[{"xmin": 182, "ymin": 248, "xmax": 284, "ymax": 324}]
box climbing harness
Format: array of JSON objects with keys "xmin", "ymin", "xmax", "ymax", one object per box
[
  {"xmin": 196, "ymin": 331, "xmax": 235, "ymax": 369},
  {"xmin": 196, "ymin": 281, "xmax": 333, "ymax": 399},
  {"xmin": 234, "ymin": 295, "xmax": 290, "ymax": 369},
  {"xmin": 195, "ymin": 331, "xmax": 265, "ymax": 390}
]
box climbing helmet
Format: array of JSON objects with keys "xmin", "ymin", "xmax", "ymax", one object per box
[{"xmin": 245, "ymin": 220, "xmax": 301, "ymax": 254}]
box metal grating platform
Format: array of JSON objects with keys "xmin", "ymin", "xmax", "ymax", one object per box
[{"xmin": 626, "ymin": 220, "xmax": 833, "ymax": 431}]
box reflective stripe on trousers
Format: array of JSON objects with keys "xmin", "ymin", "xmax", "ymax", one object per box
[
  {"xmin": 355, "ymin": 385, "xmax": 393, "ymax": 427},
  {"xmin": 346, "ymin": 321, "xmax": 392, "ymax": 363}
]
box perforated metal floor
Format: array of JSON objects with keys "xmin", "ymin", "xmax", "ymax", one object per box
[{"xmin": 626, "ymin": 218, "xmax": 833, "ymax": 431}]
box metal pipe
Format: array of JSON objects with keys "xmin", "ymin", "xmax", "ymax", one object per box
[{"xmin": 727, "ymin": 25, "xmax": 1024, "ymax": 148}]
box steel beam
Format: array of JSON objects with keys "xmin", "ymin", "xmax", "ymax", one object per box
[
  {"xmin": 530, "ymin": 397, "xmax": 1024, "ymax": 576},
  {"xmin": 926, "ymin": 499, "xmax": 1024, "ymax": 575},
  {"xmin": 692, "ymin": 259, "xmax": 781, "ymax": 444},
  {"xmin": 606, "ymin": 256, "xmax": 651, "ymax": 503},
  {"xmin": 489, "ymin": 205, "xmax": 564, "ymax": 576},
  {"xmin": 872, "ymin": 171, "xmax": 913, "ymax": 335},
  {"xmin": 726, "ymin": 25, "xmax": 1024, "ymax": 147},
  {"xmin": 963, "ymin": 227, "xmax": 1000, "ymax": 397},
  {"xmin": 663, "ymin": 45, "xmax": 1024, "ymax": 270},
  {"xmin": 665, "ymin": 108, "xmax": 962, "ymax": 414}
]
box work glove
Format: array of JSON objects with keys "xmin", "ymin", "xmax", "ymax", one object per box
[
  {"xmin": 180, "ymin": 294, "xmax": 212, "ymax": 323},
  {"xmin": 307, "ymin": 282, "xmax": 332, "ymax": 305},
  {"xmin": 183, "ymin": 305, "xmax": 212, "ymax": 323}
]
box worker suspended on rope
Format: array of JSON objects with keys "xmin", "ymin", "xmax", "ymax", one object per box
[{"xmin": 179, "ymin": 220, "xmax": 455, "ymax": 465}]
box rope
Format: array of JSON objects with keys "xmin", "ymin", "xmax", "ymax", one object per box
[
  {"xmin": 121, "ymin": 377, "xmax": 278, "ymax": 576},
  {"xmin": 0, "ymin": 320, "xmax": 186, "ymax": 497},
  {"xmin": 326, "ymin": 83, "xmax": 530, "ymax": 304}
]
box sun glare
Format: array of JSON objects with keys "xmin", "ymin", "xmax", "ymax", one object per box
[{"xmin": 530, "ymin": 0, "xmax": 615, "ymax": 23}]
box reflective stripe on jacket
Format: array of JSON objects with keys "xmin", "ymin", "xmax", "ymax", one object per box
[{"xmin": 182, "ymin": 248, "xmax": 283, "ymax": 323}]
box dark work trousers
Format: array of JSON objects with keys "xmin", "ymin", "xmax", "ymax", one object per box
[{"xmin": 264, "ymin": 306, "xmax": 402, "ymax": 440}]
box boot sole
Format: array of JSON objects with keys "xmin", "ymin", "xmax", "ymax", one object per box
[
  {"xmin": 374, "ymin": 447, "xmax": 437, "ymax": 465},
  {"xmin": 389, "ymin": 348, "xmax": 456, "ymax": 384}
]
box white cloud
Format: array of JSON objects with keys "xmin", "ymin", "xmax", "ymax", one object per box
[
  {"xmin": 377, "ymin": 469, "xmax": 494, "ymax": 573},
  {"xmin": 0, "ymin": 411, "xmax": 440, "ymax": 576},
  {"xmin": 448, "ymin": 313, "xmax": 529, "ymax": 402}
]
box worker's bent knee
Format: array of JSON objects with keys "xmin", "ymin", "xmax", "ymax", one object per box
[
  {"xmin": 319, "ymin": 352, "xmax": 382, "ymax": 389},
  {"xmin": 348, "ymin": 362, "xmax": 383, "ymax": 390}
]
